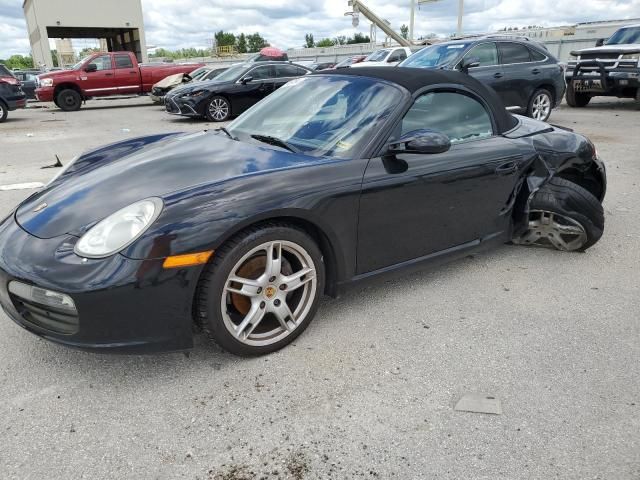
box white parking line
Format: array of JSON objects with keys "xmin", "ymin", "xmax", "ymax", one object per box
[{"xmin": 0, "ymin": 182, "xmax": 44, "ymax": 191}]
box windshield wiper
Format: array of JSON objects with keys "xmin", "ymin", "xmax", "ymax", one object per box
[
  {"xmin": 217, "ymin": 127, "xmax": 237, "ymax": 140},
  {"xmin": 250, "ymin": 134, "xmax": 299, "ymax": 154}
]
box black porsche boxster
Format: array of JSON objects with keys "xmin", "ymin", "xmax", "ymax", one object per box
[{"xmin": 0, "ymin": 68, "xmax": 606, "ymax": 356}]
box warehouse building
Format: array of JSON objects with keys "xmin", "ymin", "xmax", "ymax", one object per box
[{"xmin": 23, "ymin": 0, "xmax": 148, "ymax": 69}]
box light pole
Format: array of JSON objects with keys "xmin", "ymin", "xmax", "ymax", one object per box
[
  {"xmin": 457, "ymin": 0, "xmax": 464, "ymax": 36},
  {"xmin": 410, "ymin": 0, "xmax": 442, "ymax": 42}
]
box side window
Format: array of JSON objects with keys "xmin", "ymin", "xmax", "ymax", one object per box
[
  {"xmin": 528, "ymin": 48, "xmax": 547, "ymax": 62},
  {"xmin": 401, "ymin": 91, "xmax": 493, "ymax": 143},
  {"xmin": 248, "ymin": 65, "xmax": 273, "ymax": 80},
  {"xmin": 114, "ymin": 55, "xmax": 134, "ymax": 69},
  {"xmin": 295, "ymin": 66, "xmax": 310, "ymax": 76},
  {"xmin": 387, "ymin": 49, "xmax": 406, "ymax": 62},
  {"xmin": 90, "ymin": 55, "xmax": 113, "ymax": 71},
  {"xmin": 275, "ymin": 64, "xmax": 301, "ymax": 78},
  {"xmin": 463, "ymin": 43, "xmax": 498, "ymax": 67},
  {"xmin": 499, "ymin": 42, "xmax": 531, "ymax": 64}
]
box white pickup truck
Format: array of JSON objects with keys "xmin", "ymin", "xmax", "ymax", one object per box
[
  {"xmin": 351, "ymin": 47, "xmax": 413, "ymax": 67},
  {"xmin": 565, "ymin": 24, "xmax": 640, "ymax": 107}
]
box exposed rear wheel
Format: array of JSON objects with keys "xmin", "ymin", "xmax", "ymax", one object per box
[
  {"xmin": 528, "ymin": 88, "xmax": 553, "ymax": 121},
  {"xmin": 0, "ymin": 101, "xmax": 7, "ymax": 122},
  {"xmin": 513, "ymin": 177, "xmax": 604, "ymax": 251},
  {"xmin": 56, "ymin": 89, "xmax": 82, "ymax": 111},
  {"xmin": 196, "ymin": 224, "xmax": 324, "ymax": 356},
  {"xmin": 566, "ymin": 82, "xmax": 591, "ymax": 108},
  {"xmin": 205, "ymin": 95, "xmax": 231, "ymax": 122}
]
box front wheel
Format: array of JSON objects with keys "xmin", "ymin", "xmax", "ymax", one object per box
[
  {"xmin": 565, "ymin": 82, "xmax": 591, "ymax": 108},
  {"xmin": 205, "ymin": 95, "xmax": 231, "ymax": 122},
  {"xmin": 196, "ymin": 224, "xmax": 325, "ymax": 356},
  {"xmin": 527, "ymin": 88, "xmax": 553, "ymax": 122},
  {"xmin": 0, "ymin": 101, "xmax": 7, "ymax": 123},
  {"xmin": 56, "ymin": 89, "xmax": 82, "ymax": 111},
  {"xmin": 513, "ymin": 177, "xmax": 604, "ymax": 251}
]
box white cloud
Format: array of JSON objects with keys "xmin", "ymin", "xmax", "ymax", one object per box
[{"xmin": 1, "ymin": 0, "xmax": 640, "ymax": 58}]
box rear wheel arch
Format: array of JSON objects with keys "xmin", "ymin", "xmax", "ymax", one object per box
[{"xmin": 556, "ymin": 164, "xmax": 605, "ymax": 201}]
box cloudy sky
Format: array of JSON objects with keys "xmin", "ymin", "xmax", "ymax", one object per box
[{"xmin": 1, "ymin": 0, "xmax": 639, "ymax": 58}]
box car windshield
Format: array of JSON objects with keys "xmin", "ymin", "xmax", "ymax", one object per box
[
  {"xmin": 188, "ymin": 66, "xmax": 209, "ymax": 78},
  {"xmin": 212, "ymin": 64, "xmax": 248, "ymax": 82},
  {"xmin": 0, "ymin": 64, "xmax": 13, "ymax": 77},
  {"xmin": 606, "ymin": 26, "xmax": 640, "ymax": 45},
  {"xmin": 366, "ymin": 50, "xmax": 390, "ymax": 62},
  {"xmin": 400, "ymin": 43, "xmax": 470, "ymax": 68},
  {"xmin": 227, "ymin": 75, "xmax": 403, "ymax": 159},
  {"xmin": 71, "ymin": 55, "xmax": 93, "ymax": 70}
]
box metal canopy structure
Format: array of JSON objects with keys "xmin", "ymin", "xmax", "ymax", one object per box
[
  {"xmin": 346, "ymin": 0, "xmax": 412, "ymax": 47},
  {"xmin": 23, "ymin": 0, "xmax": 148, "ymax": 69}
]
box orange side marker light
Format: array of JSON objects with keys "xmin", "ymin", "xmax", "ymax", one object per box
[{"xmin": 162, "ymin": 250, "xmax": 214, "ymax": 269}]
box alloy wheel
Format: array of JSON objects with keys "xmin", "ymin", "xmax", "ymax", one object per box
[
  {"xmin": 532, "ymin": 93, "xmax": 551, "ymax": 121},
  {"xmin": 515, "ymin": 210, "xmax": 588, "ymax": 251},
  {"xmin": 208, "ymin": 98, "xmax": 229, "ymax": 121},
  {"xmin": 221, "ymin": 240, "xmax": 317, "ymax": 346}
]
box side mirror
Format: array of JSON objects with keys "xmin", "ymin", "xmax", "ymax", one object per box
[
  {"xmin": 387, "ymin": 129, "xmax": 451, "ymax": 155},
  {"xmin": 595, "ymin": 38, "xmax": 605, "ymax": 47},
  {"xmin": 84, "ymin": 64, "xmax": 98, "ymax": 73},
  {"xmin": 460, "ymin": 57, "xmax": 480, "ymax": 73},
  {"xmin": 241, "ymin": 75, "xmax": 253, "ymax": 84}
]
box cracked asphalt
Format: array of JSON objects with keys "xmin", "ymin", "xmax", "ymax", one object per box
[{"xmin": 0, "ymin": 96, "xmax": 639, "ymax": 479}]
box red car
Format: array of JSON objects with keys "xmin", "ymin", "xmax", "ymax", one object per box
[{"xmin": 36, "ymin": 52, "xmax": 204, "ymax": 111}]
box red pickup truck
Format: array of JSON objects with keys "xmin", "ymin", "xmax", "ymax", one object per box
[{"xmin": 36, "ymin": 51, "xmax": 203, "ymax": 111}]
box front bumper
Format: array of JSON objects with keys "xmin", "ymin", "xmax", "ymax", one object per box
[
  {"xmin": 164, "ymin": 95, "xmax": 203, "ymax": 117},
  {"xmin": 565, "ymin": 61, "xmax": 640, "ymax": 93},
  {"xmin": 0, "ymin": 214, "xmax": 202, "ymax": 353},
  {"xmin": 35, "ymin": 87, "xmax": 55, "ymax": 102}
]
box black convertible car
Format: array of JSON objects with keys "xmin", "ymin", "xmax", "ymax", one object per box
[
  {"xmin": 165, "ymin": 61, "xmax": 311, "ymax": 121},
  {"xmin": 0, "ymin": 68, "xmax": 606, "ymax": 356}
]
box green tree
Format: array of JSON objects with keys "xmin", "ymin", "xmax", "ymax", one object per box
[
  {"xmin": 215, "ymin": 30, "xmax": 236, "ymax": 47},
  {"xmin": 247, "ymin": 33, "xmax": 267, "ymax": 53},
  {"xmin": 347, "ymin": 33, "xmax": 370, "ymax": 44},
  {"xmin": 333, "ymin": 35, "xmax": 347, "ymax": 45},
  {"xmin": 400, "ymin": 24, "xmax": 409, "ymax": 39},
  {"xmin": 237, "ymin": 33, "xmax": 248, "ymax": 53},
  {"xmin": 3, "ymin": 54, "xmax": 34, "ymax": 70},
  {"xmin": 316, "ymin": 38, "xmax": 335, "ymax": 48},
  {"xmin": 304, "ymin": 33, "xmax": 315, "ymax": 48},
  {"xmin": 78, "ymin": 47, "xmax": 100, "ymax": 58}
]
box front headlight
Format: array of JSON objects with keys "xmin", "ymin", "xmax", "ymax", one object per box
[
  {"xmin": 183, "ymin": 90, "xmax": 206, "ymax": 98},
  {"xmin": 75, "ymin": 198, "xmax": 163, "ymax": 258},
  {"xmin": 39, "ymin": 78, "xmax": 53, "ymax": 87},
  {"xmin": 621, "ymin": 53, "xmax": 639, "ymax": 60}
]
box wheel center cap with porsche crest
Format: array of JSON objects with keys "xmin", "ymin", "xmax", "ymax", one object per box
[{"xmin": 264, "ymin": 286, "xmax": 277, "ymax": 299}]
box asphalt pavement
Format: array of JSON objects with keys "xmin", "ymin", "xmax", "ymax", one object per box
[{"xmin": 0, "ymin": 97, "xmax": 638, "ymax": 479}]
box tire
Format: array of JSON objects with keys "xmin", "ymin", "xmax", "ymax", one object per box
[
  {"xmin": 527, "ymin": 88, "xmax": 553, "ymax": 122},
  {"xmin": 196, "ymin": 223, "xmax": 325, "ymax": 356},
  {"xmin": 565, "ymin": 82, "xmax": 591, "ymax": 108},
  {"xmin": 514, "ymin": 177, "xmax": 604, "ymax": 251},
  {"xmin": 204, "ymin": 95, "xmax": 231, "ymax": 122},
  {"xmin": 0, "ymin": 101, "xmax": 7, "ymax": 123},
  {"xmin": 56, "ymin": 89, "xmax": 82, "ymax": 111}
]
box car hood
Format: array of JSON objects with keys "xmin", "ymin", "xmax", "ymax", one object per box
[
  {"xmin": 572, "ymin": 44, "xmax": 640, "ymax": 55},
  {"xmin": 154, "ymin": 72, "xmax": 187, "ymax": 89},
  {"xmin": 16, "ymin": 131, "xmax": 328, "ymax": 239}
]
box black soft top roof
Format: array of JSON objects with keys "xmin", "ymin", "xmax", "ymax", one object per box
[{"xmin": 317, "ymin": 66, "xmax": 517, "ymax": 133}]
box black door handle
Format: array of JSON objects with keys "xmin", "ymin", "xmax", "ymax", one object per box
[
  {"xmin": 493, "ymin": 72, "xmax": 503, "ymax": 79},
  {"xmin": 531, "ymin": 68, "xmax": 541, "ymax": 74},
  {"xmin": 495, "ymin": 161, "xmax": 517, "ymax": 175},
  {"xmin": 104, "ymin": 73, "xmax": 113, "ymax": 76}
]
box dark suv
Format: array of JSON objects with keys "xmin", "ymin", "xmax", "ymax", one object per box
[
  {"xmin": 400, "ymin": 36, "xmax": 565, "ymax": 122},
  {"xmin": 0, "ymin": 64, "xmax": 26, "ymax": 122}
]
